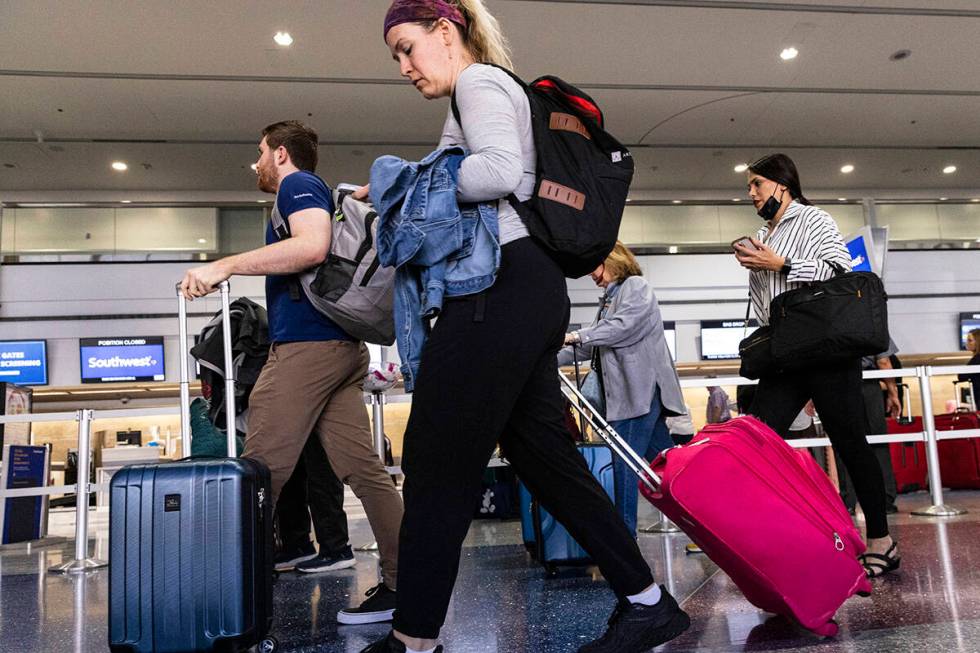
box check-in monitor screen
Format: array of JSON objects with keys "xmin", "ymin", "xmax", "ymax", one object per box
[
  {"xmin": 79, "ymin": 337, "xmax": 166, "ymax": 383},
  {"xmin": 961, "ymin": 313, "xmax": 980, "ymax": 350},
  {"xmin": 700, "ymin": 319, "xmax": 758, "ymax": 361},
  {"xmin": 0, "ymin": 340, "xmax": 48, "ymax": 386},
  {"xmin": 663, "ymin": 321, "xmax": 676, "ymax": 362}
]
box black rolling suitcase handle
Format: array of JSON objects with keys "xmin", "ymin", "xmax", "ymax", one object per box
[
  {"xmin": 896, "ymin": 383, "xmax": 914, "ymax": 426},
  {"xmin": 570, "ymin": 343, "xmax": 588, "ymax": 437},
  {"xmin": 176, "ymin": 280, "xmax": 237, "ymax": 457}
]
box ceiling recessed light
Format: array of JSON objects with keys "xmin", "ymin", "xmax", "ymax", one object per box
[
  {"xmin": 668, "ymin": 246, "xmax": 679, "ymax": 254},
  {"xmin": 111, "ymin": 161, "xmax": 128, "ymax": 171},
  {"xmin": 939, "ymin": 197, "xmax": 948, "ymax": 201},
  {"xmin": 671, "ymin": 200, "xmax": 682, "ymax": 204},
  {"xmin": 625, "ymin": 198, "xmax": 632, "ymax": 203},
  {"xmin": 274, "ymin": 31, "xmax": 293, "ymax": 46},
  {"xmin": 943, "ymin": 165, "xmax": 957, "ymax": 174},
  {"xmin": 734, "ymin": 163, "xmax": 749, "ymax": 173},
  {"xmin": 972, "ymin": 199, "xmax": 980, "ymax": 203},
  {"xmin": 732, "ymin": 198, "xmax": 741, "ymax": 202},
  {"xmin": 197, "ymin": 238, "xmax": 207, "ymax": 244},
  {"xmin": 257, "ymin": 200, "xmax": 268, "ymax": 203},
  {"xmin": 780, "ymin": 47, "xmax": 799, "ymax": 61},
  {"xmin": 250, "ymin": 163, "xmax": 258, "ymax": 171},
  {"xmin": 838, "ymin": 198, "xmax": 847, "ymax": 202},
  {"xmin": 120, "ymin": 200, "xmax": 132, "ymax": 204},
  {"xmin": 840, "ymin": 164, "xmax": 855, "ymax": 174}
]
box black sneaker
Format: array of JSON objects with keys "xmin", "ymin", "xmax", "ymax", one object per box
[
  {"xmin": 274, "ymin": 541, "xmax": 317, "ymax": 572},
  {"xmin": 337, "ymin": 582, "xmax": 397, "ymax": 625},
  {"xmin": 578, "ymin": 586, "xmax": 691, "ymax": 653},
  {"xmin": 359, "ymin": 632, "xmax": 443, "ymax": 653},
  {"xmin": 295, "ymin": 546, "xmax": 357, "ymax": 574}
]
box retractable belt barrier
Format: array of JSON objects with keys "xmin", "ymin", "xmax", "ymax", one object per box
[{"xmin": 3, "ymin": 363, "xmax": 978, "ymax": 570}]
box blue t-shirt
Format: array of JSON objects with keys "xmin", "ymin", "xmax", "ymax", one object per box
[{"xmin": 265, "ymin": 171, "xmax": 353, "ymax": 343}]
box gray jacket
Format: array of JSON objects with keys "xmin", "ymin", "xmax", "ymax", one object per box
[{"xmin": 558, "ymin": 276, "xmax": 686, "ymax": 422}]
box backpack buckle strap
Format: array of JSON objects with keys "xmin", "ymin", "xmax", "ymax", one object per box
[
  {"xmin": 538, "ymin": 180, "xmax": 586, "ymax": 211},
  {"xmin": 548, "ymin": 112, "xmax": 591, "ymax": 140}
]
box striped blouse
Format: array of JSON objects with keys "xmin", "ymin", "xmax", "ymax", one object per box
[{"xmin": 749, "ymin": 201, "xmax": 852, "ymax": 326}]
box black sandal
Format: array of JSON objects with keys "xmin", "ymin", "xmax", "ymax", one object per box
[{"xmin": 859, "ymin": 542, "xmax": 901, "ymax": 578}]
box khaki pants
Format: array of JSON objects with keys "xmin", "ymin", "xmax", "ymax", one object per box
[{"xmin": 244, "ymin": 340, "xmax": 402, "ymax": 588}]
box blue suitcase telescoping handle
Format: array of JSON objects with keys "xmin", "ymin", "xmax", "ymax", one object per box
[{"xmin": 176, "ymin": 279, "xmax": 238, "ymax": 458}]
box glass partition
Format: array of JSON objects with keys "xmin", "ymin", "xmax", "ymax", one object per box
[
  {"xmin": 0, "ymin": 205, "xmax": 266, "ymax": 262},
  {"xmin": 1, "ymin": 199, "xmax": 976, "ymax": 261}
]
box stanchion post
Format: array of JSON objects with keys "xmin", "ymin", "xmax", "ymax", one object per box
[
  {"xmin": 661, "ymin": 531, "xmax": 676, "ymax": 596},
  {"xmin": 371, "ymin": 391, "xmax": 386, "ymax": 463},
  {"xmin": 219, "ymin": 281, "xmax": 237, "ymax": 457},
  {"xmin": 50, "ymin": 409, "xmax": 108, "ymax": 573},
  {"xmin": 912, "ymin": 366, "xmax": 967, "ymax": 517},
  {"xmin": 640, "ymin": 509, "xmax": 681, "ymax": 534},
  {"xmin": 176, "ymin": 284, "xmax": 192, "ymax": 455},
  {"xmin": 357, "ymin": 391, "xmax": 387, "ymax": 554}
]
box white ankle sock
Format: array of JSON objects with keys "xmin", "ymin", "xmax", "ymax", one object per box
[
  {"xmin": 405, "ymin": 647, "xmax": 437, "ymax": 653},
  {"xmin": 627, "ymin": 583, "xmax": 663, "ymax": 606}
]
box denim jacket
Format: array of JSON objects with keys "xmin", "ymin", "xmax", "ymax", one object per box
[{"xmin": 370, "ymin": 146, "xmax": 500, "ymax": 391}]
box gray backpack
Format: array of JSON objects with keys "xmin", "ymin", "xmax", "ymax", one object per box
[{"xmin": 271, "ymin": 185, "xmax": 395, "ymax": 345}]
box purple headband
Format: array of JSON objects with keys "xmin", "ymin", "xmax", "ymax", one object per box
[{"xmin": 383, "ymin": 0, "xmax": 468, "ymax": 41}]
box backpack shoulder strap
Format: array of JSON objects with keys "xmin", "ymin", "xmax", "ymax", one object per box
[
  {"xmin": 451, "ymin": 91, "xmax": 461, "ymax": 126},
  {"xmin": 450, "ymin": 63, "xmax": 527, "ymax": 127}
]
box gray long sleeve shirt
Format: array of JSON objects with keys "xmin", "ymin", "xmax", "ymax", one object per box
[
  {"xmin": 558, "ymin": 276, "xmax": 687, "ymax": 421},
  {"xmin": 439, "ymin": 64, "xmax": 533, "ymax": 245}
]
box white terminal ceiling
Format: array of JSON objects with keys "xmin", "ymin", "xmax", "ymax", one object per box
[{"xmin": 0, "ymin": 0, "xmax": 979, "ymax": 196}]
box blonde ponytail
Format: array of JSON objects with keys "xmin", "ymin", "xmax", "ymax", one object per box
[{"xmin": 451, "ymin": 0, "xmax": 514, "ymax": 70}]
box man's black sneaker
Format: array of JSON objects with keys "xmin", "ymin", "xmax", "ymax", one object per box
[
  {"xmin": 359, "ymin": 632, "xmax": 443, "ymax": 653},
  {"xmin": 273, "ymin": 541, "xmax": 317, "ymax": 572},
  {"xmin": 578, "ymin": 586, "xmax": 691, "ymax": 653},
  {"xmin": 295, "ymin": 546, "xmax": 357, "ymax": 573},
  {"xmin": 337, "ymin": 582, "xmax": 397, "ymax": 625}
]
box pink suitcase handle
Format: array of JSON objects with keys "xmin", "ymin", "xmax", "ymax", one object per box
[{"xmin": 558, "ymin": 372, "xmax": 662, "ymax": 492}]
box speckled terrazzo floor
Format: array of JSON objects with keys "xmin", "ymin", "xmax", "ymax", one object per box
[{"xmin": 4, "ymin": 491, "xmax": 979, "ymax": 652}]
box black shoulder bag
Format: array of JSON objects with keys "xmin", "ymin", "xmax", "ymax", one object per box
[{"xmin": 739, "ymin": 264, "xmax": 889, "ymax": 379}]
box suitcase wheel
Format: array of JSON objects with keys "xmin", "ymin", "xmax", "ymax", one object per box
[{"xmin": 258, "ymin": 636, "xmax": 279, "ymax": 653}]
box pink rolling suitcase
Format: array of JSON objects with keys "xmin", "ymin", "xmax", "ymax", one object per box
[{"xmin": 559, "ymin": 375, "xmax": 872, "ymax": 637}]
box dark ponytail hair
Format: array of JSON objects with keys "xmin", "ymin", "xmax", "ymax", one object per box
[{"xmin": 748, "ymin": 153, "xmax": 811, "ymax": 206}]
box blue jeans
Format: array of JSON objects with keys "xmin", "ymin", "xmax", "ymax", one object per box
[{"xmin": 609, "ymin": 388, "xmax": 673, "ymax": 536}]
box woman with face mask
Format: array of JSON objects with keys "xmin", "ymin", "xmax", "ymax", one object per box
[
  {"xmin": 358, "ymin": 2, "xmax": 691, "ymax": 652},
  {"xmin": 733, "ymin": 153, "xmax": 899, "ymax": 579}
]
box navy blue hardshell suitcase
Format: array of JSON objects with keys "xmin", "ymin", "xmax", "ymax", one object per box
[
  {"xmin": 108, "ymin": 457, "xmax": 274, "ymax": 653},
  {"xmin": 110, "ymin": 283, "xmax": 277, "ymax": 653},
  {"xmin": 519, "ymin": 444, "xmax": 616, "ymax": 573}
]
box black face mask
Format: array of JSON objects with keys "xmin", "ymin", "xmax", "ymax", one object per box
[{"xmin": 757, "ymin": 187, "xmax": 785, "ymax": 221}]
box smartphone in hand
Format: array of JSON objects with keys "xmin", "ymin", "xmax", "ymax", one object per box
[{"xmin": 731, "ymin": 236, "xmax": 760, "ymax": 252}]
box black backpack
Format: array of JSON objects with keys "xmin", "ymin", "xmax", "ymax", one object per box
[{"xmin": 452, "ymin": 65, "xmax": 633, "ymax": 278}]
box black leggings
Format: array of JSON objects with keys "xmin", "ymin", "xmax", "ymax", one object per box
[
  {"xmin": 392, "ymin": 238, "xmax": 654, "ymax": 639},
  {"xmin": 750, "ymin": 360, "xmax": 890, "ymax": 539},
  {"xmin": 276, "ymin": 432, "xmax": 349, "ymax": 555}
]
